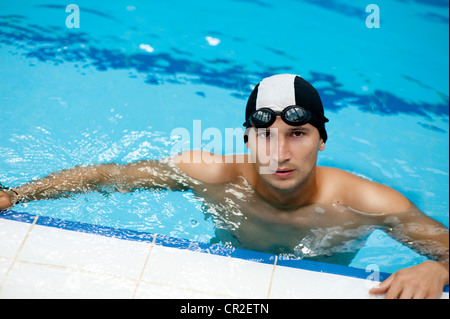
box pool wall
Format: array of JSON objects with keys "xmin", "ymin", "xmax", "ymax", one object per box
[{"xmin": 1, "ymin": 211, "xmax": 448, "ymax": 299}]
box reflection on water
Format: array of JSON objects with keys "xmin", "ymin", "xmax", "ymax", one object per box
[{"xmin": 0, "ymin": 14, "xmax": 448, "ymax": 119}]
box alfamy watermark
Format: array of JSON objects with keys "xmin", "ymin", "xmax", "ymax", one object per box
[
  {"xmin": 64, "ymin": 4, "xmax": 379, "ymax": 30},
  {"xmin": 365, "ymin": 263, "xmax": 381, "ymax": 289},
  {"xmin": 66, "ymin": 4, "xmax": 80, "ymax": 28},
  {"xmin": 366, "ymin": 4, "xmax": 380, "ymax": 29},
  {"xmin": 170, "ymin": 120, "xmax": 279, "ymax": 175}
]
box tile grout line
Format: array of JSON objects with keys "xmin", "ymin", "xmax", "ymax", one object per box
[
  {"xmin": 266, "ymin": 255, "xmax": 278, "ymax": 299},
  {"xmin": 132, "ymin": 234, "xmax": 157, "ymax": 298},
  {"xmin": 0, "ymin": 216, "xmax": 39, "ymax": 293}
]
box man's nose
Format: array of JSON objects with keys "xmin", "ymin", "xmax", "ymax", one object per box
[{"xmin": 276, "ymin": 135, "xmax": 291, "ymax": 163}]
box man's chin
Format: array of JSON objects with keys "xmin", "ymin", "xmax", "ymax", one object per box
[{"xmin": 263, "ymin": 175, "xmax": 300, "ymax": 193}]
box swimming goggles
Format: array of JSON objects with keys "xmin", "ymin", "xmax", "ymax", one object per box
[{"xmin": 245, "ymin": 105, "xmax": 312, "ymax": 128}]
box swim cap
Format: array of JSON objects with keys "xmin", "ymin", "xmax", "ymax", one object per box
[{"xmin": 244, "ymin": 74, "xmax": 329, "ymax": 142}]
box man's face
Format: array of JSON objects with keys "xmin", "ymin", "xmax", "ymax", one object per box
[{"xmin": 246, "ymin": 117, "xmax": 325, "ymax": 193}]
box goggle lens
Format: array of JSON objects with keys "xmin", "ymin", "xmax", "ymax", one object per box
[
  {"xmin": 249, "ymin": 106, "xmax": 311, "ymax": 128},
  {"xmin": 285, "ymin": 107, "xmax": 308, "ymax": 122},
  {"xmin": 250, "ymin": 110, "xmax": 274, "ymax": 127}
]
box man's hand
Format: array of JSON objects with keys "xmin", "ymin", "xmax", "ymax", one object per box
[
  {"xmin": 0, "ymin": 190, "xmax": 13, "ymax": 211},
  {"xmin": 369, "ymin": 260, "xmax": 449, "ymax": 299}
]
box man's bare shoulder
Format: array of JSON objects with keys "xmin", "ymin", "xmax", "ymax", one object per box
[
  {"xmin": 174, "ymin": 151, "xmax": 251, "ymax": 184},
  {"xmin": 317, "ymin": 166, "xmax": 412, "ymax": 214}
]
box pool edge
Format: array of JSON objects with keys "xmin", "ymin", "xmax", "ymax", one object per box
[{"xmin": 1, "ymin": 209, "xmax": 448, "ymax": 294}]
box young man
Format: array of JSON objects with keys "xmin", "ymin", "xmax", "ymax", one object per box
[{"xmin": 1, "ymin": 74, "xmax": 448, "ymax": 298}]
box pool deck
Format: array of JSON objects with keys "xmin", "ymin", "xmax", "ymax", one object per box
[{"xmin": 0, "ymin": 211, "xmax": 448, "ymax": 299}]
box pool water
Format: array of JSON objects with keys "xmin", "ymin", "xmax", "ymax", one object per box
[{"xmin": 0, "ymin": 0, "xmax": 448, "ymax": 274}]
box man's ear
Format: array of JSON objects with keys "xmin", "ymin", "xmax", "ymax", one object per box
[
  {"xmin": 319, "ymin": 140, "xmax": 325, "ymax": 151},
  {"xmin": 244, "ymin": 127, "xmax": 250, "ymax": 148}
]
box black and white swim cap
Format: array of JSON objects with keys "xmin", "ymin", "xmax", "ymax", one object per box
[{"xmin": 244, "ymin": 74, "xmax": 329, "ymax": 142}]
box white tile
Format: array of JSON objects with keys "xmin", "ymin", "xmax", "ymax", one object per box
[
  {"xmin": 142, "ymin": 245, "xmax": 274, "ymax": 298},
  {"xmin": 270, "ymin": 265, "xmax": 383, "ymax": 299},
  {"xmin": 0, "ymin": 260, "xmax": 136, "ymax": 299},
  {"xmin": 135, "ymin": 281, "xmax": 227, "ymax": 299},
  {"xmin": 18, "ymin": 224, "xmax": 152, "ymax": 279},
  {"xmin": 0, "ymin": 256, "xmax": 13, "ymax": 286},
  {"xmin": 271, "ymin": 265, "xmax": 450, "ymax": 299},
  {"xmin": 2, "ymin": 219, "xmax": 447, "ymax": 299},
  {"xmin": 0, "ymin": 218, "xmax": 34, "ymax": 258}
]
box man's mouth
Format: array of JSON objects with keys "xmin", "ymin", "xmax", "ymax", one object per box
[{"xmin": 273, "ymin": 168, "xmax": 295, "ymax": 178}]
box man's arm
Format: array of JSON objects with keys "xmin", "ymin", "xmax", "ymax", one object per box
[
  {"xmin": 0, "ymin": 157, "xmax": 190, "ymax": 210},
  {"xmin": 340, "ymin": 170, "xmax": 449, "ymax": 298},
  {"xmin": 369, "ymin": 204, "xmax": 449, "ymax": 299},
  {"xmin": 0, "ymin": 150, "xmax": 242, "ymax": 210}
]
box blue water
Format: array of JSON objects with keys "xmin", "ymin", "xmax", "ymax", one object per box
[{"xmin": 0, "ymin": 0, "xmax": 448, "ymax": 273}]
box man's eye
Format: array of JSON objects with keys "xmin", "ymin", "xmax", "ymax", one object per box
[
  {"xmin": 258, "ymin": 131, "xmax": 272, "ymax": 138},
  {"xmin": 292, "ymin": 131, "xmax": 303, "ymax": 137}
]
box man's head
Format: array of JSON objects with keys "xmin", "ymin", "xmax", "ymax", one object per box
[
  {"xmin": 243, "ymin": 74, "xmax": 329, "ymax": 192},
  {"xmin": 244, "ymin": 74, "xmax": 329, "ymax": 142}
]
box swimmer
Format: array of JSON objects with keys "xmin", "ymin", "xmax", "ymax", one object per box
[{"xmin": 1, "ymin": 74, "xmax": 448, "ymax": 299}]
